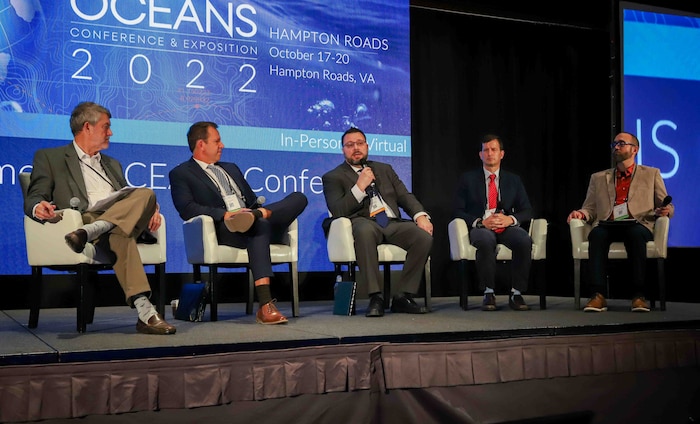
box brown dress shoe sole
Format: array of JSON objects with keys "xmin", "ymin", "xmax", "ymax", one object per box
[
  {"xmin": 225, "ymin": 213, "xmax": 255, "ymax": 233},
  {"xmin": 65, "ymin": 229, "xmax": 88, "ymax": 253}
]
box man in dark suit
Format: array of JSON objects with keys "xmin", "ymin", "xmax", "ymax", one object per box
[
  {"xmin": 322, "ymin": 127, "xmax": 433, "ymax": 317},
  {"xmin": 24, "ymin": 101, "xmax": 176, "ymax": 335},
  {"xmin": 453, "ymin": 134, "xmax": 533, "ymax": 311},
  {"xmin": 169, "ymin": 121, "xmax": 307, "ymax": 325}
]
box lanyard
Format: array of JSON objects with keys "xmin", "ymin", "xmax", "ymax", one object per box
[{"xmin": 80, "ymin": 158, "xmax": 116, "ymax": 190}]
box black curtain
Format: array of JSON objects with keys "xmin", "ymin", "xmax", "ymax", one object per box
[{"xmin": 410, "ymin": 5, "xmax": 613, "ymax": 297}]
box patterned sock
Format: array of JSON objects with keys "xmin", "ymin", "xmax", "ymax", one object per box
[
  {"xmin": 81, "ymin": 220, "xmax": 115, "ymax": 241},
  {"xmin": 511, "ymin": 289, "xmax": 521, "ymax": 297},
  {"xmin": 133, "ymin": 295, "xmax": 158, "ymax": 323},
  {"xmin": 256, "ymin": 284, "xmax": 272, "ymax": 306}
]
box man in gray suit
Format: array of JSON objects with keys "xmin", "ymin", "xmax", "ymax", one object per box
[
  {"xmin": 322, "ymin": 127, "xmax": 433, "ymax": 317},
  {"xmin": 24, "ymin": 101, "xmax": 176, "ymax": 335},
  {"xmin": 567, "ymin": 132, "xmax": 674, "ymax": 313}
]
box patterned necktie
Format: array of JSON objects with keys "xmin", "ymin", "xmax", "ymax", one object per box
[
  {"xmin": 208, "ymin": 164, "xmax": 234, "ymax": 195},
  {"xmin": 488, "ymin": 174, "xmax": 498, "ymax": 209}
]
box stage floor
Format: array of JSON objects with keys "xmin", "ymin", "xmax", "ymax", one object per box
[{"xmin": 2, "ymin": 295, "xmax": 699, "ymax": 366}]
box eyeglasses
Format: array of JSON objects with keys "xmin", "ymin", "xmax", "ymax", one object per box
[
  {"xmin": 343, "ymin": 140, "xmax": 367, "ymax": 149},
  {"xmin": 611, "ymin": 140, "xmax": 637, "ymax": 149}
]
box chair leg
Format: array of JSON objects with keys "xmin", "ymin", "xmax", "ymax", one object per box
[
  {"xmin": 209, "ymin": 266, "xmax": 218, "ymax": 321},
  {"xmin": 574, "ymin": 259, "xmax": 581, "ymax": 310},
  {"xmin": 537, "ymin": 260, "xmax": 547, "ymax": 310},
  {"xmin": 347, "ymin": 262, "xmax": 356, "ymax": 281},
  {"xmin": 247, "ymin": 269, "xmax": 254, "ymax": 315},
  {"xmin": 193, "ymin": 264, "xmax": 202, "ymax": 282},
  {"xmin": 382, "ymin": 263, "xmax": 391, "ymax": 309},
  {"xmin": 76, "ymin": 264, "xmax": 89, "ymax": 333},
  {"xmin": 424, "ymin": 257, "xmax": 432, "ymax": 311},
  {"xmin": 28, "ymin": 266, "xmax": 42, "ymax": 329},
  {"xmin": 458, "ymin": 260, "xmax": 468, "ymax": 310},
  {"xmin": 334, "ymin": 264, "xmax": 342, "ymax": 280},
  {"xmin": 290, "ymin": 261, "xmax": 299, "ymax": 317},
  {"xmin": 84, "ymin": 271, "xmax": 96, "ymax": 325},
  {"xmin": 657, "ymin": 258, "xmax": 666, "ymax": 311},
  {"xmin": 155, "ymin": 263, "xmax": 166, "ymax": 316}
]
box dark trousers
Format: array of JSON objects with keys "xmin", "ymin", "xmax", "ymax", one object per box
[
  {"xmin": 470, "ymin": 226, "xmax": 532, "ymax": 292},
  {"xmin": 587, "ymin": 223, "xmax": 653, "ymax": 297},
  {"xmin": 351, "ymin": 218, "xmax": 432, "ymax": 297},
  {"xmin": 216, "ymin": 192, "xmax": 308, "ymax": 281}
]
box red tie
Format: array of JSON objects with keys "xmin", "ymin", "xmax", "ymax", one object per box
[
  {"xmin": 488, "ymin": 174, "xmax": 498, "ymax": 209},
  {"xmin": 489, "ymin": 174, "xmax": 505, "ymax": 233}
]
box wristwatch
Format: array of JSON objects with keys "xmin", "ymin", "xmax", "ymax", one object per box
[{"xmin": 475, "ymin": 219, "xmax": 484, "ymax": 229}]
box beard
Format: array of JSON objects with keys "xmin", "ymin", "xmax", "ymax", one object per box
[{"xmin": 613, "ymin": 150, "xmax": 633, "ymax": 163}]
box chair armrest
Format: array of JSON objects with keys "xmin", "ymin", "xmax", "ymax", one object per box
[
  {"xmin": 182, "ymin": 215, "xmax": 220, "ymax": 264},
  {"xmin": 138, "ymin": 213, "xmax": 167, "ymax": 264},
  {"xmin": 448, "ymin": 218, "xmax": 476, "ymax": 261},
  {"xmin": 24, "ymin": 209, "xmax": 91, "ymax": 266},
  {"xmin": 326, "ymin": 217, "xmax": 356, "ymax": 263},
  {"xmin": 568, "ymin": 218, "xmax": 590, "ymax": 259},
  {"xmin": 653, "ymin": 216, "xmax": 670, "ymax": 257},
  {"xmin": 529, "ymin": 218, "xmax": 548, "ymax": 260}
]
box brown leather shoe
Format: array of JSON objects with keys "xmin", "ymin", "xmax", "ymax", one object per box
[
  {"xmin": 631, "ymin": 296, "xmax": 650, "ymax": 312},
  {"xmin": 508, "ymin": 294, "xmax": 530, "ymax": 311},
  {"xmin": 481, "ymin": 293, "xmax": 497, "ymax": 311},
  {"xmin": 256, "ymin": 299, "xmax": 288, "ymax": 325},
  {"xmin": 583, "ymin": 292, "xmax": 607, "ymax": 312},
  {"xmin": 136, "ymin": 313, "xmax": 177, "ymax": 335},
  {"xmin": 65, "ymin": 229, "xmax": 88, "ymax": 253},
  {"xmin": 224, "ymin": 212, "xmax": 255, "ymax": 233}
]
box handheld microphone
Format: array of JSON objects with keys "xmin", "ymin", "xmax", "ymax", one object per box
[
  {"xmin": 69, "ymin": 197, "xmax": 80, "ymax": 210},
  {"xmin": 359, "ymin": 159, "xmax": 373, "ymax": 181},
  {"xmin": 256, "ymin": 195, "xmax": 266, "ymax": 206},
  {"xmin": 660, "ymin": 195, "xmax": 672, "ymax": 207}
]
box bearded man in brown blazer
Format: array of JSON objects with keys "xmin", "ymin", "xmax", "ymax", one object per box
[{"xmin": 567, "ymin": 132, "xmax": 674, "ymax": 313}]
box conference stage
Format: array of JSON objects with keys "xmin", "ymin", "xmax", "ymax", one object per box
[{"xmin": 1, "ymin": 295, "xmax": 699, "ymax": 423}]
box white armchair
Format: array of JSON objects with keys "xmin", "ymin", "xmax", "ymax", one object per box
[
  {"xmin": 182, "ymin": 215, "xmax": 299, "ymax": 320},
  {"xmin": 325, "ymin": 217, "xmax": 431, "ymax": 311},
  {"xmin": 448, "ymin": 218, "xmax": 548, "ymax": 310},
  {"xmin": 20, "ymin": 172, "xmax": 166, "ymax": 333},
  {"xmin": 569, "ymin": 217, "xmax": 669, "ymax": 310}
]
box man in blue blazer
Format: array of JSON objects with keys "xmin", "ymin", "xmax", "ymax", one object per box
[
  {"xmin": 322, "ymin": 127, "xmax": 433, "ymax": 317},
  {"xmin": 453, "ymin": 134, "xmax": 533, "ymax": 311},
  {"xmin": 169, "ymin": 121, "xmax": 307, "ymax": 325}
]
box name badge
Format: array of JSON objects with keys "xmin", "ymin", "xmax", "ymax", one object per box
[
  {"xmin": 613, "ymin": 202, "xmax": 630, "ymax": 220},
  {"xmin": 224, "ymin": 194, "xmax": 243, "ymax": 212},
  {"xmin": 369, "ymin": 195, "xmax": 386, "ymax": 217}
]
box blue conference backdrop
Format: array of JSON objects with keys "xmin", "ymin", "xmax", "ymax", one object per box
[
  {"xmin": 621, "ymin": 2, "xmax": 700, "ymax": 247},
  {"xmin": 0, "ymin": 0, "xmax": 411, "ymax": 275}
]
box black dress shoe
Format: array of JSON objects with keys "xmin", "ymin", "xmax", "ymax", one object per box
[
  {"xmin": 65, "ymin": 229, "xmax": 88, "ymax": 253},
  {"xmin": 137, "ymin": 231, "xmax": 158, "ymax": 244},
  {"xmin": 509, "ymin": 294, "xmax": 530, "ymax": 311},
  {"xmin": 365, "ymin": 294, "xmax": 384, "ymax": 317},
  {"xmin": 481, "ymin": 293, "xmax": 497, "ymax": 311},
  {"xmin": 390, "ymin": 294, "xmax": 428, "ymax": 314}
]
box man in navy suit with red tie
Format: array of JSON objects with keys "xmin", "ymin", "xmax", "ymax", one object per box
[
  {"xmin": 453, "ymin": 134, "xmax": 533, "ymax": 311},
  {"xmin": 169, "ymin": 122, "xmax": 307, "ymax": 325}
]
